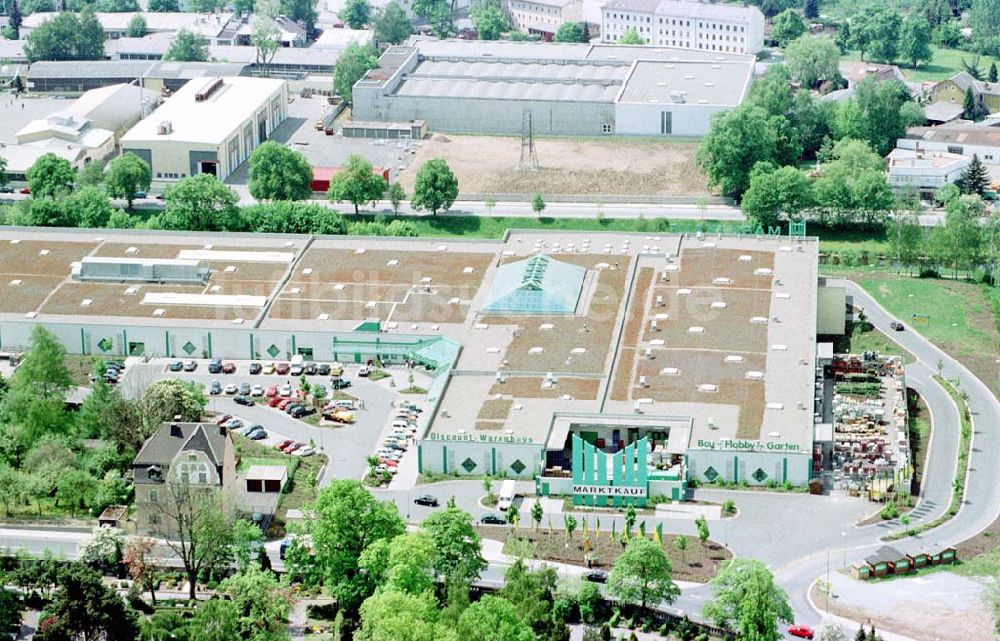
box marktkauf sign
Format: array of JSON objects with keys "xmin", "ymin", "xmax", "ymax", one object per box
[
  {"xmin": 573, "ymin": 485, "xmax": 648, "ymax": 498},
  {"xmin": 695, "ymin": 439, "xmax": 801, "ymax": 452},
  {"xmin": 426, "ymin": 433, "xmax": 534, "ymax": 444}
]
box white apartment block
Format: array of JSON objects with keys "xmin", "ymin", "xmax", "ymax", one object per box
[
  {"xmin": 508, "ymin": 0, "xmax": 584, "ymax": 37},
  {"xmin": 600, "ymin": 0, "xmax": 765, "ymax": 54},
  {"xmin": 886, "ymin": 148, "xmax": 970, "ymax": 199}
]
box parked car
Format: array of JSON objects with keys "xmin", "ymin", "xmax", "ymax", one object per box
[
  {"xmin": 399, "ymin": 402, "xmax": 421, "ymax": 413},
  {"xmin": 290, "ymin": 363, "xmax": 304, "ymax": 376},
  {"xmin": 292, "ymin": 445, "xmax": 315, "ymax": 457},
  {"xmin": 281, "ymin": 441, "xmax": 302, "ymax": 453},
  {"xmin": 224, "ymin": 417, "xmax": 243, "ymax": 429},
  {"xmin": 479, "ymin": 514, "xmax": 506, "ymax": 525},
  {"xmin": 278, "ymin": 384, "xmax": 292, "ymax": 397},
  {"xmin": 584, "ymin": 570, "xmax": 608, "ymax": 583},
  {"xmin": 276, "ymin": 362, "xmax": 290, "ymax": 375},
  {"xmin": 329, "ymin": 362, "xmax": 344, "ymax": 377},
  {"xmin": 208, "ymin": 359, "xmax": 223, "ymax": 374},
  {"xmin": 237, "ymin": 382, "xmax": 250, "ymax": 395},
  {"xmin": 249, "ymin": 362, "xmax": 262, "ymax": 375},
  {"xmin": 304, "ymin": 362, "xmax": 317, "ymax": 375},
  {"xmin": 265, "ymin": 385, "xmax": 278, "ymax": 397},
  {"xmin": 246, "ymin": 427, "xmax": 267, "ymax": 440},
  {"xmin": 324, "ymin": 410, "xmax": 355, "ymax": 424},
  {"xmin": 169, "ymin": 360, "xmax": 183, "ymax": 372},
  {"xmin": 263, "ymin": 362, "xmax": 276, "ymax": 375},
  {"xmin": 330, "ymin": 377, "xmax": 351, "ymax": 390},
  {"xmin": 277, "ymin": 399, "xmax": 294, "ymax": 410},
  {"xmin": 788, "ymin": 625, "xmax": 814, "ymax": 640},
  {"xmin": 328, "ymin": 399, "xmax": 356, "ymax": 411},
  {"xmin": 222, "ymin": 362, "xmax": 236, "ymax": 374},
  {"xmin": 183, "ymin": 360, "xmax": 197, "ymax": 372},
  {"xmin": 268, "ymin": 396, "xmax": 286, "ymax": 407},
  {"xmin": 292, "ymin": 405, "xmax": 316, "ymax": 418},
  {"xmin": 224, "ymin": 383, "xmax": 238, "ymax": 394},
  {"xmin": 413, "ymin": 495, "xmax": 439, "ymax": 507},
  {"xmin": 358, "ymin": 365, "xmax": 372, "ymax": 377},
  {"xmin": 209, "ymin": 380, "xmax": 222, "ymax": 395},
  {"xmin": 234, "ymin": 395, "xmax": 254, "ymax": 406},
  {"xmin": 317, "ymin": 363, "xmax": 331, "ymax": 376},
  {"xmin": 276, "ymin": 439, "xmax": 294, "ymax": 450},
  {"xmin": 215, "ymin": 414, "xmax": 232, "ymax": 425},
  {"xmin": 250, "ymin": 384, "xmax": 265, "ymax": 397}
]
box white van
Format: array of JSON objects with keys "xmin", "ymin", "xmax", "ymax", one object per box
[
  {"xmin": 496, "ymin": 480, "xmax": 516, "ymax": 511},
  {"xmin": 391, "ymin": 420, "xmax": 412, "ymax": 431}
]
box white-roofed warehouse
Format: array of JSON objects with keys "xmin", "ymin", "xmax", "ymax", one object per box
[{"xmin": 351, "ymin": 39, "xmax": 755, "ymax": 136}]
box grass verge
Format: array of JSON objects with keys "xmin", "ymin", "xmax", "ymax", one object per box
[{"xmin": 885, "ymin": 376, "xmax": 971, "ymax": 541}]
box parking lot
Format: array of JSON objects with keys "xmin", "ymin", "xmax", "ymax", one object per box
[{"xmin": 123, "ymin": 357, "xmax": 428, "ymax": 484}]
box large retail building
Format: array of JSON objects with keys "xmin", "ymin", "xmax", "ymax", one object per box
[{"xmin": 0, "ymin": 227, "xmax": 843, "ymax": 504}]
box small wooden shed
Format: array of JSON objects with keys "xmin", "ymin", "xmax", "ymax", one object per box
[{"xmin": 97, "ymin": 505, "xmax": 128, "ymax": 528}]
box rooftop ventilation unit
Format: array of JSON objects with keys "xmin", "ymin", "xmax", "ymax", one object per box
[
  {"xmin": 669, "ymin": 90, "xmax": 686, "ymax": 103},
  {"xmin": 195, "ymin": 78, "xmax": 224, "ymax": 102},
  {"xmin": 156, "ymin": 120, "xmax": 173, "ymax": 135}
]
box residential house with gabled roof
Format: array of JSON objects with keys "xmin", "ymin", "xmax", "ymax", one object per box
[
  {"xmin": 133, "ymin": 420, "xmax": 237, "ymax": 533},
  {"xmin": 930, "ymin": 71, "xmax": 1000, "ymax": 117}
]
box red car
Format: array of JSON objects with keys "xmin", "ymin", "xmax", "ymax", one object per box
[
  {"xmin": 265, "ymin": 385, "xmax": 277, "ymax": 398},
  {"xmin": 275, "ymin": 362, "xmax": 290, "ymax": 375},
  {"xmin": 282, "ymin": 442, "xmax": 302, "ymax": 453},
  {"xmin": 788, "ymin": 625, "xmax": 814, "ymax": 640},
  {"xmin": 19, "ymin": 187, "xmax": 30, "ymax": 194},
  {"xmin": 268, "ymin": 396, "xmax": 287, "ymax": 407},
  {"xmin": 276, "ymin": 439, "xmax": 294, "ymax": 451},
  {"xmin": 215, "ymin": 414, "xmax": 232, "ymax": 425},
  {"xmin": 221, "ymin": 362, "xmax": 236, "ymax": 374},
  {"xmin": 277, "ymin": 398, "xmax": 294, "ymax": 410}
]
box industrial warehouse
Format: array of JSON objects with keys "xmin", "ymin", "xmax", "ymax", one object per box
[
  {"xmin": 0, "ymin": 227, "xmax": 843, "ymax": 500},
  {"xmin": 351, "ymin": 39, "xmax": 756, "ymax": 137}
]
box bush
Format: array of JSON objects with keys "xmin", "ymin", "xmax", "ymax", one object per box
[
  {"xmin": 641, "ymin": 619, "xmax": 652, "ymax": 632},
  {"xmin": 880, "ymin": 503, "xmax": 899, "ymax": 520},
  {"xmin": 608, "ymin": 611, "xmax": 620, "ymax": 629},
  {"xmin": 722, "ymin": 499, "xmax": 736, "ymax": 515}
]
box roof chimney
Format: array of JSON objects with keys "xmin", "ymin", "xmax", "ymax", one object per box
[
  {"xmin": 219, "ymin": 424, "xmax": 228, "ymax": 436},
  {"xmin": 170, "ymin": 422, "xmax": 183, "ymax": 437}
]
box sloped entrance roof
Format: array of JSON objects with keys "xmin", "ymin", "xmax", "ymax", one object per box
[{"xmin": 482, "ymin": 254, "xmax": 585, "ymax": 315}]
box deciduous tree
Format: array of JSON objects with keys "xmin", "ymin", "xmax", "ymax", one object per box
[
  {"xmin": 554, "ymin": 21, "xmax": 587, "ymax": 42},
  {"xmin": 105, "ymin": 152, "xmax": 152, "ymax": 208},
  {"xmin": 457, "ymin": 596, "xmax": 535, "ymax": 641},
  {"xmin": 471, "ymin": 0, "xmax": 508, "ymax": 40},
  {"xmin": 411, "ymin": 158, "xmax": 458, "ymax": 214},
  {"xmin": 249, "ymin": 141, "xmax": 313, "ymax": 201},
  {"xmin": 220, "ymin": 567, "xmax": 292, "ymax": 641},
  {"xmin": 35, "ymin": 563, "xmax": 139, "ymax": 641},
  {"xmin": 421, "ymin": 504, "xmax": 487, "ymax": 583},
  {"xmin": 27, "ymin": 152, "xmax": 75, "ymax": 199},
  {"xmin": 697, "ymin": 105, "xmax": 777, "ymax": 200},
  {"xmin": 340, "ymin": 0, "xmax": 371, "ymax": 28},
  {"xmin": 899, "ymin": 13, "xmax": 933, "ymax": 68},
  {"xmin": 124, "ymin": 536, "xmax": 160, "ymax": 605},
  {"xmin": 24, "ymin": 10, "xmax": 105, "ymax": 62},
  {"xmin": 164, "ymin": 29, "xmax": 209, "ymax": 62},
  {"xmin": 372, "ymin": 1, "xmax": 411, "ymax": 47},
  {"xmin": 140, "ymin": 379, "xmax": 207, "ymax": 424},
  {"xmin": 358, "ymin": 589, "xmax": 459, "ymax": 641},
  {"xmin": 785, "ymin": 35, "xmax": 840, "ymax": 88},
  {"xmin": 333, "ymin": 42, "xmax": 378, "ymax": 103},
  {"xmin": 618, "ymin": 28, "xmax": 644, "ymax": 44},
  {"xmin": 703, "ymin": 558, "xmax": 793, "ymax": 641},
  {"xmin": 126, "ymin": 14, "xmax": 146, "ymax": 36},
  {"xmin": 328, "ymin": 154, "xmax": 387, "ymax": 214},
  {"xmin": 160, "ymin": 174, "xmax": 242, "ymax": 231},
  {"xmin": 607, "ymin": 538, "xmax": 679, "ymax": 610},
  {"xmin": 740, "ymin": 164, "xmax": 813, "ymax": 229},
  {"xmin": 771, "ymin": 8, "xmax": 804, "ymax": 46}
]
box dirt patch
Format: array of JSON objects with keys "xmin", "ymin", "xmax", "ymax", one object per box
[
  {"xmin": 39, "ymin": 282, "xmax": 256, "ymax": 321},
  {"xmin": 390, "ymin": 292, "xmax": 470, "ymax": 324},
  {"xmin": 475, "ymin": 420, "xmax": 505, "ymax": 431},
  {"xmin": 489, "ymin": 376, "xmax": 601, "ymax": 400},
  {"xmin": 477, "ymin": 527, "xmax": 731, "ymax": 583},
  {"xmin": 478, "ymin": 398, "xmax": 514, "ymax": 421},
  {"xmin": 644, "ymin": 286, "xmax": 771, "ymax": 353},
  {"xmin": 267, "ymin": 299, "xmax": 395, "ymax": 321},
  {"xmin": 294, "ymin": 248, "xmax": 494, "ymax": 288},
  {"xmin": 398, "ymin": 134, "xmax": 709, "ymax": 197},
  {"xmin": 610, "ymin": 348, "xmax": 636, "ymax": 402},
  {"xmin": 675, "ymin": 248, "xmax": 775, "ymax": 290}
]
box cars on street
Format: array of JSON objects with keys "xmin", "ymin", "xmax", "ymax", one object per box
[
  {"xmin": 234, "ymin": 395, "xmax": 254, "ymax": 406},
  {"xmin": 183, "ymin": 360, "xmax": 197, "ymax": 372},
  {"xmin": 276, "ymin": 362, "xmax": 290, "ymax": 375},
  {"xmin": 413, "ymin": 495, "xmax": 439, "ymax": 507},
  {"xmin": 208, "ymin": 359, "xmax": 223, "ymax": 374},
  {"xmin": 263, "ymin": 362, "xmax": 276, "ymax": 375},
  {"xmin": 249, "ymin": 362, "xmax": 262, "ymax": 375},
  {"xmin": 169, "ymin": 360, "xmax": 183, "ymax": 372},
  {"xmin": 788, "ymin": 625, "xmax": 814, "ymax": 640},
  {"xmin": 584, "ymin": 570, "xmax": 608, "ymax": 583},
  {"xmin": 890, "ymin": 321, "xmax": 905, "ymax": 332},
  {"xmin": 222, "ymin": 362, "xmax": 237, "ymax": 374},
  {"xmin": 479, "ymin": 514, "xmax": 506, "ymax": 525},
  {"xmin": 224, "ymin": 383, "xmax": 238, "ymax": 394},
  {"xmin": 209, "ymin": 380, "xmax": 222, "ymax": 395}
]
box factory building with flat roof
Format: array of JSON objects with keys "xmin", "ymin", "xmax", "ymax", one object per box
[
  {"xmin": 351, "ymin": 39, "xmax": 755, "ymax": 137},
  {"xmin": 120, "ymin": 76, "xmax": 287, "ymax": 185}
]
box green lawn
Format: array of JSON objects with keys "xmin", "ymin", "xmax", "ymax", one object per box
[
  {"xmin": 344, "ymin": 214, "xmax": 712, "ymax": 239},
  {"xmin": 841, "ymin": 46, "xmax": 1000, "ymax": 83},
  {"xmin": 857, "ymin": 277, "xmax": 1000, "ymax": 396}
]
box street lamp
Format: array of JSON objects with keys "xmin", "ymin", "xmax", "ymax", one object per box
[{"xmin": 842, "ymin": 531, "xmax": 848, "ymax": 570}]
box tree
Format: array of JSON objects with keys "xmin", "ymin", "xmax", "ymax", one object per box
[
  {"xmin": 5, "ymin": 324, "xmax": 72, "ymax": 406},
  {"xmin": 970, "ymin": 0, "xmax": 1000, "ymax": 41},
  {"xmin": 334, "ymin": 42, "xmax": 378, "ymax": 103},
  {"xmin": 27, "ymin": 152, "xmax": 75, "ymax": 199},
  {"xmin": 340, "ymin": 0, "xmax": 371, "ymax": 28},
  {"xmin": 607, "ymin": 538, "xmax": 679, "ymax": 611},
  {"xmin": 282, "ymin": 0, "xmax": 318, "ymax": 38},
  {"xmin": 421, "ymin": 505, "xmax": 487, "ymax": 583},
  {"xmin": 740, "ymin": 164, "xmax": 812, "ymax": 229},
  {"xmin": 695, "ymin": 515, "xmax": 710, "ymax": 545},
  {"xmin": 674, "ymin": 535, "xmax": 688, "ymax": 564},
  {"xmin": 372, "ymin": 1, "xmax": 411, "ymax": 47},
  {"xmin": 328, "ymin": 154, "xmax": 387, "ymax": 214},
  {"xmin": 220, "ymin": 567, "xmax": 292, "ymax": 641},
  {"xmin": 899, "ymin": 14, "xmax": 933, "ymax": 68},
  {"xmin": 248, "ymin": 141, "xmax": 313, "ymax": 201},
  {"xmin": 79, "ymin": 526, "xmax": 125, "ymax": 571},
  {"xmin": 388, "ymin": 181, "xmax": 406, "ymax": 215},
  {"xmin": 411, "ymin": 158, "xmax": 458, "ymax": 214},
  {"xmin": 457, "ymin": 596, "xmax": 535, "ymax": 641},
  {"xmin": 471, "ymin": 0, "xmax": 508, "ymax": 40},
  {"xmin": 532, "ymin": 194, "xmax": 545, "ymax": 215},
  {"xmin": 190, "ymin": 598, "xmax": 240, "ymax": 641},
  {"xmin": 785, "ymin": 35, "xmax": 840, "ymax": 88},
  {"xmin": 8, "ymin": 0, "xmax": 23, "ymax": 40},
  {"xmin": 813, "ymin": 138, "xmax": 892, "ymax": 224},
  {"xmin": 164, "ymin": 29, "xmax": 209, "ymax": 62},
  {"xmin": 771, "ymin": 8, "xmax": 805, "ymax": 46},
  {"xmin": 0, "ymin": 157, "xmax": 7, "ymax": 191},
  {"xmin": 531, "ymin": 500, "xmax": 543, "ymax": 530},
  {"xmin": 148, "ymin": 477, "xmax": 234, "ymax": 601},
  {"xmin": 105, "ymin": 152, "xmax": 151, "ymax": 208},
  {"xmin": 959, "ymin": 154, "xmax": 990, "ymax": 196},
  {"xmin": 125, "ymin": 14, "xmax": 146, "ymax": 37},
  {"xmin": 148, "ymin": 0, "xmax": 180, "ymax": 10},
  {"xmin": 942, "ymin": 195, "xmax": 985, "ymax": 276},
  {"xmin": 35, "ymin": 563, "xmax": 139, "ymax": 641},
  {"xmin": 500, "ymin": 560, "xmax": 563, "ymax": 635},
  {"xmin": 98, "ymin": 0, "xmax": 141, "ymax": 11},
  {"xmin": 618, "ymin": 28, "xmax": 644, "ymax": 44},
  {"xmin": 359, "ymin": 531, "xmax": 437, "ymax": 595},
  {"xmin": 962, "ymin": 86, "xmax": 981, "ymax": 120},
  {"xmin": 833, "ymin": 78, "xmax": 923, "ymax": 156},
  {"xmin": 24, "ymin": 11, "xmax": 105, "ymax": 62},
  {"xmin": 554, "ymin": 21, "xmax": 587, "ymax": 42},
  {"xmin": 847, "ymin": 5, "xmax": 899, "ymax": 62},
  {"xmin": 160, "ymin": 174, "xmax": 242, "ymax": 231},
  {"xmin": 292, "ymin": 480, "xmax": 405, "ymax": 616},
  {"xmin": 77, "ymin": 158, "xmax": 105, "ymax": 187},
  {"xmin": 65, "ymin": 185, "xmax": 112, "ymax": 228},
  {"xmin": 803, "ymin": 0, "xmax": 818, "ymax": 20},
  {"xmin": 885, "ymin": 211, "xmax": 922, "ymax": 274},
  {"xmin": 358, "ymin": 589, "xmax": 459, "ymax": 641},
  {"xmin": 252, "ymin": 5, "xmax": 282, "ymax": 78},
  {"xmin": 697, "ymin": 105, "xmax": 778, "ymax": 200},
  {"xmin": 124, "ymin": 537, "xmax": 159, "ymax": 605},
  {"xmin": 0, "ymin": 585, "xmax": 20, "ymax": 639},
  {"xmin": 703, "ymin": 558, "xmax": 793, "ymax": 641},
  {"xmin": 140, "ymin": 379, "xmax": 207, "ymax": 424}
]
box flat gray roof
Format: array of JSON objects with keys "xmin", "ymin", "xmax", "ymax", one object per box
[
  {"xmin": 395, "ymin": 77, "xmax": 621, "ymax": 102},
  {"xmin": 618, "ymin": 60, "xmax": 753, "ymax": 106}
]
